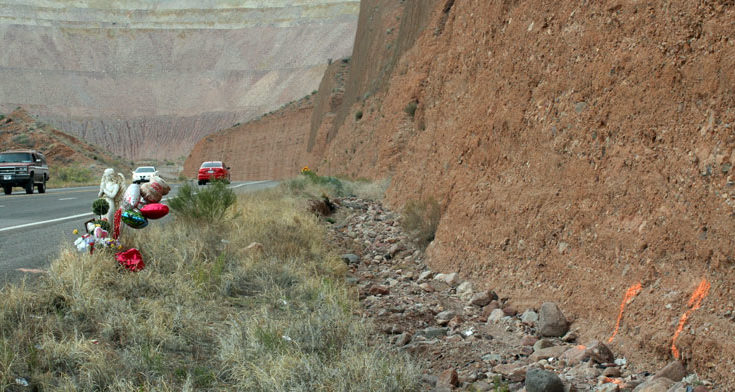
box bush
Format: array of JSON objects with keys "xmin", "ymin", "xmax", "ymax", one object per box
[
  {"xmin": 11, "ymin": 133, "xmax": 33, "ymax": 147},
  {"xmin": 168, "ymin": 180, "xmax": 236, "ymax": 223},
  {"xmin": 355, "ymin": 110, "xmax": 363, "ymax": 121},
  {"xmin": 404, "ymin": 100, "xmax": 418, "ymax": 118},
  {"xmin": 54, "ymin": 166, "xmax": 93, "ymax": 183},
  {"xmin": 295, "ymin": 170, "xmax": 346, "ymax": 197},
  {"xmin": 401, "ymin": 197, "xmax": 441, "ymax": 250},
  {"xmin": 92, "ymin": 198, "xmax": 109, "ymax": 216}
]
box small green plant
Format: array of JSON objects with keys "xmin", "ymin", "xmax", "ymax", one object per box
[
  {"xmin": 53, "ymin": 166, "xmax": 93, "ymax": 184},
  {"xmin": 401, "ymin": 197, "xmax": 441, "ymax": 250},
  {"xmin": 11, "ymin": 133, "xmax": 33, "ymax": 147},
  {"xmin": 92, "ymin": 198, "xmax": 110, "ymax": 217},
  {"xmin": 492, "ymin": 375, "xmax": 510, "ymax": 392},
  {"xmin": 299, "ymin": 168, "xmax": 345, "ymax": 196},
  {"xmin": 404, "ymin": 100, "xmax": 418, "ymax": 118},
  {"xmin": 168, "ymin": 180, "xmax": 237, "ymax": 223},
  {"xmin": 355, "ymin": 110, "xmax": 363, "ymax": 121}
]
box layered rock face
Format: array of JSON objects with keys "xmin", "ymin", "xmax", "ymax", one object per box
[
  {"xmin": 0, "ymin": 0, "xmax": 358, "ymax": 159},
  {"xmin": 311, "ymin": 0, "xmax": 735, "ymax": 386},
  {"xmin": 185, "ymin": 0, "xmax": 735, "ymax": 386}
]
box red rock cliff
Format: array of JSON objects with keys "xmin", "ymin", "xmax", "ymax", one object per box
[
  {"xmin": 311, "ymin": 0, "xmax": 735, "ymax": 386},
  {"xmin": 188, "ymin": 1, "xmax": 735, "ymax": 385}
]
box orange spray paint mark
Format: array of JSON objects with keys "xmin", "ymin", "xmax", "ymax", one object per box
[
  {"xmin": 603, "ymin": 377, "xmax": 624, "ymax": 385},
  {"xmin": 608, "ymin": 282, "xmax": 643, "ymax": 343},
  {"xmin": 671, "ymin": 279, "xmax": 711, "ymax": 359}
]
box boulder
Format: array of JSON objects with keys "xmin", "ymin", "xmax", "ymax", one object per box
[
  {"xmin": 525, "ymin": 368, "xmax": 564, "ymax": 392},
  {"xmin": 538, "ymin": 302, "xmax": 569, "ymax": 337}
]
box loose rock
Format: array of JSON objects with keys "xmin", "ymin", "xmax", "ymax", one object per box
[
  {"xmin": 538, "ymin": 302, "xmax": 569, "ymax": 337},
  {"xmin": 525, "ymin": 368, "xmax": 564, "ymax": 392},
  {"xmin": 438, "ymin": 368, "xmax": 460, "ymax": 388},
  {"xmin": 435, "ymin": 272, "xmax": 460, "ymax": 286},
  {"xmin": 469, "ymin": 291, "xmax": 492, "ymax": 307},
  {"xmin": 653, "ymin": 361, "xmax": 687, "ymax": 382}
]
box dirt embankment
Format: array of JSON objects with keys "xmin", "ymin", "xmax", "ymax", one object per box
[
  {"xmin": 0, "ymin": 108, "xmax": 128, "ymax": 172},
  {"xmin": 313, "ymin": 0, "xmax": 735, "ymax": 387},
  {"xmin": 188, "ymin": 0, "xmax": 735, "ymax": 386}
]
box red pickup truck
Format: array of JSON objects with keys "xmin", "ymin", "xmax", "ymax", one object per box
[{"xmin": 0, "ymin": 150, "xmax": 49, "ymax": 194}]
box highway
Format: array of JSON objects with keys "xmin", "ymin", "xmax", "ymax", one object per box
[{"xmin": 0, "ymin": 181, "xmax": 278, "ymax": 283}]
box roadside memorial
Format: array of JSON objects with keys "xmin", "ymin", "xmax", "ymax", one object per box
[
  {"xmin": 71, "ymin": 169, "xmax": 172, "ymax": 271},
  {"xmin": 98, "ymin": 168, "xmax": 126, "ymax": 225}
]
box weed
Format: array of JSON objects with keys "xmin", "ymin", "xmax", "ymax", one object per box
[
  {"xmin": 0, "ymin": 184, "xmax": 421, "ymax": 390},
  {"xmin": 355, "ymin": 110, "xmax": 363, "ymax": 121},
  {"xmin": 168, "ymin": 180, "xmax": 236, "ymax": 223},
  {"xmin": 11, "ymin": 133, "xmax": 33, "ymax": 148},
  {"xmin": 401, "ymin": 197, "xmax": 441, "ymax": 250},
  {"xmin": 49, "ymin": 166, "xmax": 94, "ymax": 187},
  {"xmin": 492, "ymin": 375, "xmax": 510, "ymax": 392},
  {"xmin": 404, "ymin": 100, "xmax": 418, "ymax": 118}
]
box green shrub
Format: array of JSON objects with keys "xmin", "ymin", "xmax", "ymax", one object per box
[
  {"xmin": 11, "ymin": 133, "xmax": 33, "ymax": 147},
  {"xmin": 92, "ymin": 198, "xmax": 110, "ymax": 216},
  {"xmin": 299, "ymin": 170, "xmax": 345, "ymax": 196},
  {"xmin": 355, "ymin": 110, "xmax": 363, "ymax": 121},
  {"xmin": 401, "ymin": 197, "xmax": 441, "ymax": 250},
  {"xmin": 54, "ymin": 166, "xmax": 93, "ymax": 183},
  {"xmin": 168, "ymin": 180, "xmax": 236, "ymax": 223},
  {"xmin": 404, "ymin": 100, "xmax": 418, "ymax": 118}
]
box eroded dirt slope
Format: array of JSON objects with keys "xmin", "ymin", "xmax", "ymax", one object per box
[
  {"xmin": 310, "ymin": 0, "xmax": 735, "ymax": 387},
  {"xmin": 0, "ymin": 108, "xmax": 129, "ymax": 173}
]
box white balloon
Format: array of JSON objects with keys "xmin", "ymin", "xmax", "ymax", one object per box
[{"xmin": 121, "ymin": 184, "xmax": 141, "ymax": 210}]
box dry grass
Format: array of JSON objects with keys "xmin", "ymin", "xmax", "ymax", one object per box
[
  {"xmin": 285, "ymin": 173, "xmax": 390, "ymax": 202},
  {"xmin": 401, "ymin": 198, "xmax": 441, "ymax": 250},
  {"xmin": 0, "ymin": 185, "xmax": 420, "ymax": 391}
]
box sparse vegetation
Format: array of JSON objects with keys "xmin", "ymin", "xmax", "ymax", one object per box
[
  {"xmin": 11, "ymin": 133, "xmax": 33, "ymax": 148},
  {"xmin": 404, "ymin": 100, "xmax": 418, "ymax": 118},
  {"xmin": 355, "ymin": 110, "xmax": 363, "ymax": 121},
  {"xmin": 290, "ymin": 168, "xmax": 346, "ymax": 197},
  {"xmin": 0, "ymin": 183, "xmax": 421, "ymax": 391},
  {"xmin": 168, "ymin": 180, "xmax": 237, "ymax": 223},
  {"xmin": 401, "ymin": 197, "xmax": 441, "ymax": 250},
  {"xmin": 48, "ymin": 166, "xmax": 95, "ymax": 188}
]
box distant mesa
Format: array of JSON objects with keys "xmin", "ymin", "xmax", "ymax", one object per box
[{"xmin": 0, "ymin": 0, "xmax": 359, "ymax": 160}]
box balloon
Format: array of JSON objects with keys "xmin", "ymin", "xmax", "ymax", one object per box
[
  {"xmin": 121, "ymin": 184, "xmax": 141, "ymax": 210},
  {"xmin": 140, "ymin": 203, "xmax": 169, "ymax": 219},
  {"xmin": 141, "ymin": 176, "xmax": 170, "ymax": 203},
  {"xmin": 115, "ymin": 248, "xmax": 145, "ymax": 271},
  {"xmin": 121, "ymin": 209, "xmax": 148, "ymax": 229}
]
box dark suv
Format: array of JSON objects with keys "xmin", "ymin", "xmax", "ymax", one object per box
[{"xmin": 0, "ymin": 150, "xmax": 49, "ymax": 194}]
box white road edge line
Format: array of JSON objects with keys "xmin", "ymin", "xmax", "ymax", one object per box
[
  {"xmin": 58, "ymin": 197, "xmax": 76, "ymax": 201},
  {"xmin": 0, "ymin": 212, "xmax": 93, "ymax": 233},
  {"xmin": 0, "ymin": 181, "xmax": 272, "ymax": 233}
]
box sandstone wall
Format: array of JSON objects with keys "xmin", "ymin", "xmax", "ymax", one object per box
[
  {"xmin": 184, "ymin": 96, "xmax": 313, "ymax": 181},
  {"xmin": 0, "ymin": 0, "xmax": 358, "ymax": 159},
  {"xmin": 309, "ymin": 0, "xmax": 735, "ymax": 386}
]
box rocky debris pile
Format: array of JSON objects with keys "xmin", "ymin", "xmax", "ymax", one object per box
[{"xmin": 327, "ymin": 197, "xmax": 717, "ymax": 391}]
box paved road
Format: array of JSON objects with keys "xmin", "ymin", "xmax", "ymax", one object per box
[{"xmin": 0, "ymin": 181, "xmax": 278, "ymax": 283}]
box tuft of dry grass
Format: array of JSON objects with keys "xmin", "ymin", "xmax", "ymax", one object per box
[
  {"xmin": 401, "ymin": 198, "xmax": 441, "ymax": 250},
  {"xmin": 0, "ymin": 182, "xmax": 420, "ymax": 391}
]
